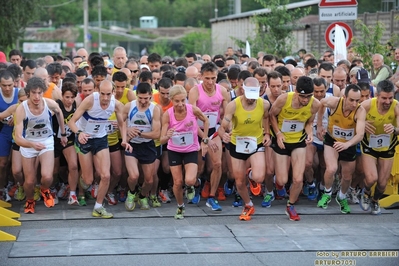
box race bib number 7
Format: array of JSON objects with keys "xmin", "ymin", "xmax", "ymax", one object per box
[{"xmin": 236, "ymin": 136, "xmax": 257, "ymax": 154}]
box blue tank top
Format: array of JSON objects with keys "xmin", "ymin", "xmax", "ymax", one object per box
[{"xmin": 0, "ymin": 88, "xmax": 19, "ymax": 135}]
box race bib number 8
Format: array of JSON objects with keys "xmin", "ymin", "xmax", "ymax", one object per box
[
  {"xmin": 332, "ymin": 125, "xmax": 354, "ymax": 141},
  {"xmin": 369, "ymin": 134, "xmax": 390, "ymax": 149},
  {"xmin": 85, "ymin": 119, "xmax": 108, "ymax": 134},
  {"xmin": 171, "ymin": 131, "xmax": 194, "ymax": 146},
  {"xmin": 197, "ymin": 111, "xmax": 218, "ymax": 128},
  {"xmin": 236, "ymin": 136, "xmax": 257, "ymax": 154},
  {"xmin": 282, "ymin": 120, "xmax": 304, "ymax": 133}
]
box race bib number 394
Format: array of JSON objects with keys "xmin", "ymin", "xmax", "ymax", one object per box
[{"xmin": 332, "ymin": 125, "xmax": 354, "ymax": 141}]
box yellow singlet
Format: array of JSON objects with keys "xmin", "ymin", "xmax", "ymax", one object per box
[
  {"xmin": 107, "ymin": 112, "xmax": 119, "ymax": 147},
  {"xmin": 118, "ymin": 88, "xmax": 130, "ymax": 105},
  {"xmin": 362, "ymin": 98, "xmax": 398, "ymax": 151},
  {"xmin": 277, "ymin": 92, "xmax": 313, "ymax": 143},
  {"xmin": 231, "ymin": 97, "xmax": 264, "ymax": 146},
  {"xmin": 327, "ymin": 98, "xmax": 359, "ymax": 143}
]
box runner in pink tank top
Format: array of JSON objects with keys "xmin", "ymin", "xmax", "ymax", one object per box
[
  {"xmin": 161, "ymin": 85, "xmax": 209, "ymax": 219},
  {"xmin": 188, "ymin": 62, "xmax": 229, "ymax": 212}
]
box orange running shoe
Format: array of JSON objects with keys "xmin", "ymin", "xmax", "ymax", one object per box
[
  {"xmin": 217, "ymin": 187, "xmax": 226, "ymax": 201},
  {"xmin": 8, "ymin": 184, "xmax": 18, "ymax": 198},
  {"xmin": 247, "ymin": 168, "xmax": 261, "ymax": 196},
  {"xmin": 24, "ymin": 199, "xmax": 36, "ymax": 214},
  {"xmin": 201, "ymin": 180, "xmax": 210, "ymax": 199},
  {"xmin": 40, "ymin": 188, "xmax": 55, "ymax": 208},
  {"xmin": 239, "ymin": 204, "xmax": 255, "ymax": 221}
]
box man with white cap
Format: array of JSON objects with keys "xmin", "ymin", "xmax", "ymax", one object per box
[
  {"xmin": 218, "ymin": 77, "xmax": 271, "ymax": 221},
  {"xmin": 269, "ymin": 76, "xmax": 320, "ymax": 221}
]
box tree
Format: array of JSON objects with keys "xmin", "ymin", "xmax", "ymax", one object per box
[
  {"xmin": 247, "ymin": 0, "xmax": 310, "ymax": 57},
  {"xmin": 180, "ymin": 28, "xmax": 211, "ymax": 55},
  {"xmin": 351, "ymin": 19, "xmax": 399, "ymax": 70},
  {"xmin": 0, "ymin": 0, "xmax": 44, "ymax": 50}
]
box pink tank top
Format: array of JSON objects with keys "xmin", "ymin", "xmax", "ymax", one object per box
[
  {"xmin": 167, "ymin": 104, "xmax": 199, "ymax": 153},
  {"xmin": 196, "ymin": 84, "xmax": 223, "ymax": 128}
]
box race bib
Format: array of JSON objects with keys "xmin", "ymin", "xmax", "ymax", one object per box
[
  {"xmin": 333, "ymin": 125, "xmax": 354, "ymax": 141},
  {"xmin": 282, "ymin": 120, "xmax": 304, "ymax": 133},
  {"xmin": 171, "ymin": 131, "xmax": 194, "ymax": 146},
  {"xmin": 197, "ymin": 111, "xmax": 218, "ymax": 128},
  {"xmin": 106, "ymin": 120, "xmax": 117, "ymax": 134},
  {"xmin": 369, "ymin": 134, "xmax": 390, "ymax": 149},
  {"xmin": 85, "ymin": 119, "xmax": 108, "ymax": 134},
  {"xmin": 27, "ymin": 128, "xmax": 50, "ymax": 138},
  {"xmin": 57, "ymin": 125, "xmax": 72, "ymax": 138},
  {"xmin": 236, "ymin": 136, "xmax": 257, "ymax": 154}
]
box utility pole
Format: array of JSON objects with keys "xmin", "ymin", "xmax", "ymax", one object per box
[
  {"xmin": 98, "ymin": 0, "xmax": 102, "ymax": 53},
  {"xmin": 84, "ymin": 0, "xmax": 89, "ymax": 52}
]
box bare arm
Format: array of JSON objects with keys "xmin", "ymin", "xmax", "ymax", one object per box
[
  {"xmin": 188, "ymin": 85, "xmax": 199, "ymax": 106},
  {"xmin": 14, "ymin": 104, "xmax": 39, "ymax": 149},
  {"xmin": 305, "ymin": 99, "xmax": 320, "ymax": 143},
  {"xmin": 0, "ymin": 104, "xmax": 18, "ymax": 120},
  {"xmin": 68, "ymin": 95, "xmax": 94, "ymax": 134},
  {"xmin": 193, "ymin": 106, "xmax": 209, "ymax": 139},
  {"xmin": 346, "ymin": 106, "xmax": 366, "ymax": 147},
  {"xmin": 269, "ymin": 93, "xmax": 287, "ymax": 135},
  {"xmin": 218, "ymin": 100, "xmax": 236, "ymax": 144},
  {"xmin": 262, "ymin": 99, "xmax": 271, "ymax": 146},
  {"xmin": 160, "ymin": 111, "xmax": 171, "ymax": 145},
  {"xmin": 141, "ymin": 105, "xmax": 161, "ymax": 140},
  {"xmin": 127, "ymin": 90, "xmax": 136, "ymax": 102}
]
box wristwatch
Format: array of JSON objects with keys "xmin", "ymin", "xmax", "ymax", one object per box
[
  {"xmin": 61, "ymin": 132, "xmax": 67, "ymax": 137},
  {"xmin": 202, "ymin": 138, "xmax": 209, "ymax": 144}
]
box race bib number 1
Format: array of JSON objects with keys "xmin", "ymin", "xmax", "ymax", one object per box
[
  {"xmin": 369, "ymin": 134, "xmax": 390, "ymax": 149},
  {"xmin": 236, "ymin": 136, "xmax": 257, "ymax": 154},
  {"xmin": 171, "ymin": 131, "xmax": 194, "ymax": 146},
  {"xmin": 282, "ymin": 120, "xmax": 304, "ymax": 133},
  {"xmin": 197, "ymin": 111, "xmax": 218, "ymax": 128}
]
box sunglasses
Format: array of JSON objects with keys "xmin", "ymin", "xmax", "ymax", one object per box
[{"xmin": 130, "ymin": 69, "xmax": 139, "ymax": 73}]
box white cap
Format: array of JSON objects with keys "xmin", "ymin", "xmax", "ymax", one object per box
[
  {"xmin": 243, "ymin": 84, "xmax": 260, "ymax": 99},
  {"xmin": 140, "ymin": 64, "xmax": 150, "ymax": 71}
]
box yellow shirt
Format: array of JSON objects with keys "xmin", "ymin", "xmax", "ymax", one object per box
[
  {"xmin": 327, "ymin": 98, "xmax": 359, "ymax": 143},
  {"xmin": 277, "ymin": 92, "xmax": 313, "ymax": 143},
  {"xmin": 107, "ymin": 112, "xmax": 119, "ymax": 146},
  {"xmin": 118, "ymin": 88, "xmax": 130, "ymax": 105},
  {"xmin": 231, "ymin": 97, "xmax": 264, "ymax": 146},
  {"xmin": 362, "ymin": 98, "xmax": 398, "ymax": 151}
]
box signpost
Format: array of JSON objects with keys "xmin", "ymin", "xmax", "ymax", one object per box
[
  {"xmin": 325, "ymin": 22, "xmax": 353, "ymax": 49},
  {"xmin": 319, "ymin": 0, "xmax": 358, "ymax": 21}
]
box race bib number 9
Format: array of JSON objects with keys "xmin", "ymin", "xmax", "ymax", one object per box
[
  {"xmin": 236, "ymin": 136, "xmax": 257, "ymax": 154},
  {"xmin": 171, "ymin": 131, "xmax": 194, "ymax": 146},
  {"xmin": 282, "ymin": 120, "xmax": 304, "ymax": 133},
  {"xmin": 85, "ymin": 119, "xmax": 108, "ymax": 134},
  {"xmin": 369, "ymin": 134, "xmax": 390, "ymax": 149},
  {"xmin": 332, "ymin": 125, "xmax": 354, "ymax": 141},
  {"xmin": 197, "ymin": 111, "xmax": 218, "ymax": 128}
]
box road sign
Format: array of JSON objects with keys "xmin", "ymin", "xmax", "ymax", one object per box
[
  {"xmin": 319, "ymin": 0, "xmax": 358, "ymax": 21},
  {"xmin": 325, "ymin": 22, "xmax": 353, "ymax": 49},
  {"xmin": 319, "ymin": 0, "xmax": 358, "ymax": 7}
]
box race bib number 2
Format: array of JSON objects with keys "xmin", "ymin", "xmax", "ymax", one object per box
[
  {"xmin": 236, "ymin": 136, "xmax": 257, "ymax": 154},
  {"xmin": 85, "ymin": 120, "xmax": 107, "ymax": 134}
]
